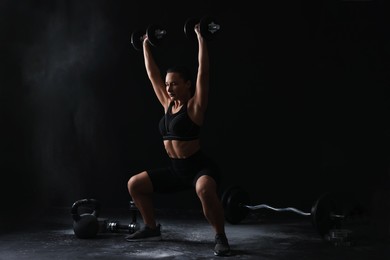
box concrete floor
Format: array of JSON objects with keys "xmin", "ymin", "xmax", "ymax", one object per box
[{"xmin": 0, "ymin": 207, "xmax": 389, "ymax": 260}]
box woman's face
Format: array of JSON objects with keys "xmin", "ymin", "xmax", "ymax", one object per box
[{"xmin": 165, "ymin": 72, "xmax": 190, "ymax": 99}]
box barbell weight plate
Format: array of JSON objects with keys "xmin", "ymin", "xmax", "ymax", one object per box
[
  {"xmin": 221, "ymin": 185, "xmax": 246, "ymax": 210},
  {"xmin": 146, "ymin": 24, "xmax": 166, "ymax": 47},
  {"xmin": 221, "ymin": 185, "xmax": 238, "ymax": 211},
  {"xmin": 131, "ymin": 29, "xmax": 144, "ymax": 51},
  {"xmin": 222, "ymin": 185, "xmax": 240, "ymax": 223},
  {"xmin": 184, "ymin": 17, "xmax": 199, "ymax": 41},
  {"xmin": 311, "ymin": 192, "xmax": 340, "ymax": 238},
  {"xmin": 199, "ymin": 16, "xmax": 220, "ymax": 41},
  {"xmin": 222, "ymin": 186, "xmax": 250, "ymax": 224}
]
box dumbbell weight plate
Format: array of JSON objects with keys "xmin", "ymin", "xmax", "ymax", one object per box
[
  {"xmin": 146, "ymin": 24, "xmax": 166, "ymax": 48},
  {"xmin": 184, "ymin": 17, "xmax": 199, "ymax": 41},
  {"xmin": 131, "ymin": 29, "xmax": 145, "ymax": 51},
  {"xmin": 199, "ymin": 16, "xmax": 220, "ymax": 41}
]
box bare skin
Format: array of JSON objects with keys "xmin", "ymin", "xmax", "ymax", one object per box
[{"xmin": 127, "ymin": 24, "xmax": 226, "ymax": 236}]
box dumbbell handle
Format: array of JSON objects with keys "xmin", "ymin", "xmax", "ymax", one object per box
[
  {"xmin": 106, "ymin": 221, "xmax": 139, "ymax": 233},
  {"xmin": 141, "ymin": 29, "xmax": 167, "ymax": 40}
]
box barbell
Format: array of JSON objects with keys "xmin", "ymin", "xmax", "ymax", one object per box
[{"xmin": 221, "ymin": 186, "xmax": 371, "ymax": 240}]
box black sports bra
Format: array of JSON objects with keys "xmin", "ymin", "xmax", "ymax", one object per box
[{"xmin": 158, "ymin": 102, "xmax": 200, "ymax": 141}]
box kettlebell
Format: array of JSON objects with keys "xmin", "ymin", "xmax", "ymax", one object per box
[{"xmin": 71, "ymin": 198, "xmax": 100, "ymax": 239}]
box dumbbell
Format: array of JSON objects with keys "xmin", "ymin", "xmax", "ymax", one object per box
[
  {"xmin": 131, "ymin": 24, "xmax": 167, "ymax": 51},
  {"xmin": 103, "ymin": 220, "xmax": 140, "ymax": 234},
  {"xmin": 184, "ymin": 16, "xmax": 221, "ymax": 41},
  {"xmin": 100, "ymin": 200, "xmax": 140, "ymax": 234}
]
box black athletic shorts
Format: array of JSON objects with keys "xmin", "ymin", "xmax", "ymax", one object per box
[{"xmin": 146, "ymin": 150, "xmax": 221, "ymax": 193}]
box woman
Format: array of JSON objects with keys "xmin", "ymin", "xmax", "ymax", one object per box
[{"xmin": 126, "ymin": 23, "xmax": 230, "ymax": 256}]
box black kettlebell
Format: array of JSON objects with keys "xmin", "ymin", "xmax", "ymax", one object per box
[{"xmin": 71, "ymin": 198, "xmax": 100, "ymax": 239}]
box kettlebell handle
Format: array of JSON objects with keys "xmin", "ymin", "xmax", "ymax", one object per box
[{"xmin": 71, "ymin": 198, "xmax": 100, "ymax": 221}]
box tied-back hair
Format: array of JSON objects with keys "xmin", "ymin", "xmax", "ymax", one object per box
[{"xmin": 166, "ymin": 65, "xmax": 195, "ymax": 96}]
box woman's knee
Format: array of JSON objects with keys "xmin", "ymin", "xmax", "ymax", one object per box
[
  {"xmin": 127, "ymin": 176, "xmax": 137, "ymax": 193},
  {"xmin": 196, "ymin": 176, "xmax": 217, "ymax": 199},
  {"xmin": 127, "ymin": 171, "xmax": 152, "ymax": 195}
]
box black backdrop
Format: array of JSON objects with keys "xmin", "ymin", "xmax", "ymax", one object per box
[{"xmin": 1, "ymin": 0, "xmax": 389, "ymax": 229}]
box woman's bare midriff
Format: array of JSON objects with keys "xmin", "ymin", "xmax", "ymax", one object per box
[{"xmin": 163, "ymin": 139, "xmax": 201, "ymax": 159}]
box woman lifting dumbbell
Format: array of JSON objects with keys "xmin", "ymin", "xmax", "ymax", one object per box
[{"xmin": 126, "ymin": 18, "xmax": 230, "ymax": 257}]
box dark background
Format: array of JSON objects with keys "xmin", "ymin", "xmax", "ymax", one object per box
[{"xmin": 1, "ymin": 0, "xmax": 389, "ymax": 229}]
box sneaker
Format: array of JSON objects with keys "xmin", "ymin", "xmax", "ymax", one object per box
[
  {"xmin": 214, "ymin": 233, "xmax": 231, "ymax": 256},
  {"xmin": 125, "ymin": 224, "xmax": 162, "ymax": 241}
]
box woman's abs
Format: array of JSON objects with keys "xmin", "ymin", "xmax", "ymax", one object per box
[{"xmin": 163, "ymin": 139, "xmax": 200, "ymax": 159}]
